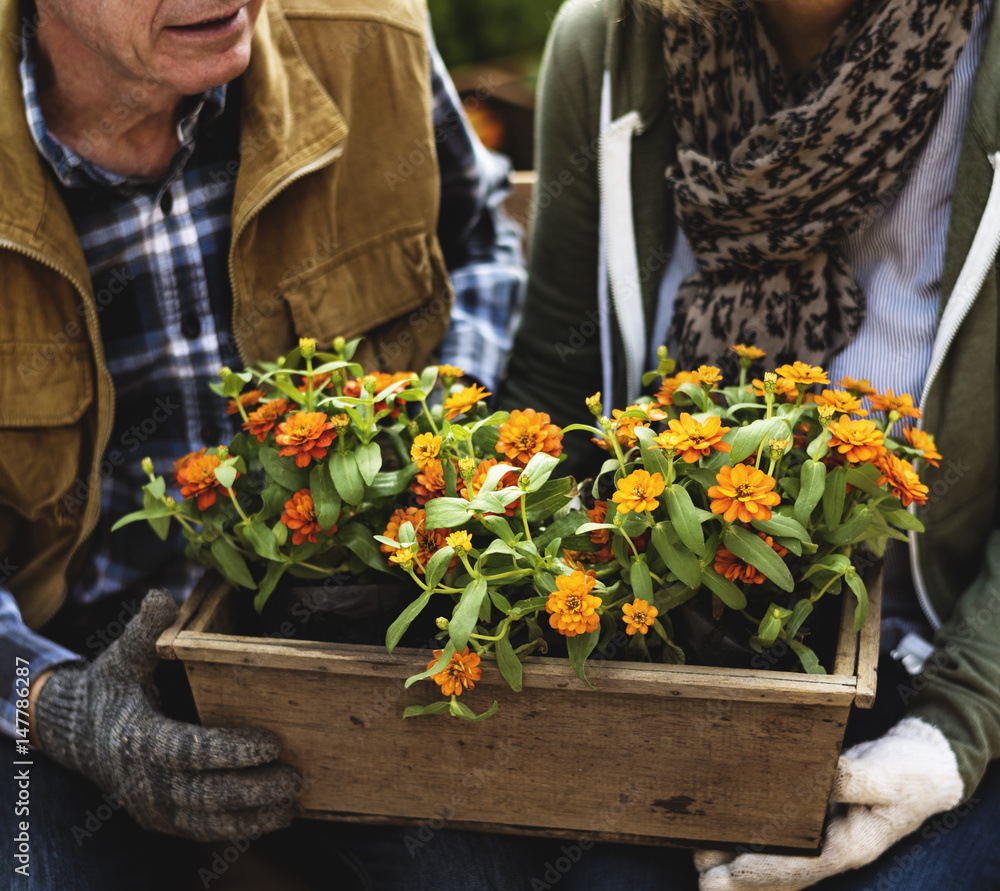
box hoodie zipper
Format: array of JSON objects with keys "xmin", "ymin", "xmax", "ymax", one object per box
[
  {"xmin": 910, "ymin": 151, "xmax": 1000, "ymax": 629},
  {"xmin": 228, "ymin": 143, "xmax": 345, "ymax": 368},
  {"xmin": 0, "ymin": 240, "xmax": 113, "ymax": 628}
]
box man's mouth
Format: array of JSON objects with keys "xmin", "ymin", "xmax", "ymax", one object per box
[{"xmin": 167, "ymin": 8, "xmax": 241, "ymax": 31}]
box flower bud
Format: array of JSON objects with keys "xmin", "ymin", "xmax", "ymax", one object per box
[
  {"xmin": 763, "ymin": 372, "xmax": 778, "ymax": 395},
  {"xmin": 163, "ymin": 496, "xmax": 177, "ymax": 508},
  {"xmin": 330, "ymin": 414, "xmax": 350, "ymax": 429},
  {"xmin": 767, "ymin": 438, "xmax": 788, "ymax": 461},
  {"xmin": 518, "ymin": 473, "xmax": 531, "ymax": 491},
  {"xmin": 817, "ymin": 405, "xmax": 836, "ymax": 428},
  {"xmin": 612, "ymin": 511, "xmax": 625, "ymax": 528},
  {"xmin": 141, "ymin": 457, "xmax": 154, "ymax": 476},
  {"xmin": 435, "ymin": 617, "xmax": 450, "ymax": 631},
  {"xmin": 408, "ymin": 420, "xmax": 421, "ymax": 438},
  {"xmin": 216, "ymin": 445, "xmax": 229, "ymax": 460},
  {"xmin": 333, "ymin": 336, "xmax": 346, "ymax": 353},
  {"xmin": 458, "ymin": 457, "xmax": 477, "ymax": 482},
  {"xmin": 586, "ymin": 392, "xmax": 602, "ymax": 418},
  {"xmin": 298, "ymin": 337, "xmax": 316, "ymax": 359},
  {"xmin": 219, "ymin": 366, "xmax": 232, "ymax": 380},
  {"xmin": 330, "ymin": 369, "xmax": 345, "ymax": 387},
  {"xmin": 656, "ymin": 346, "xmax": 669, "ymax": 362},
  {"xmin": 363, "ymin": 374, "xmax": 377, "ymax": 394}
]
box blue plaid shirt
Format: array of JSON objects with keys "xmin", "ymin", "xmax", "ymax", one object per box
[{"xmin": 0, "ymin": 23, "xmax": 524, "ymax": 739}]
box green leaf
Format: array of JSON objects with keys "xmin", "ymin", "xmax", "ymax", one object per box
[
  {"xmin": 845, "ymin": 462, "xmax": 884, "ymax": 494},
  {"xmin": 674, "ymin": 382, "xmax": 708, "ymax": 412},
  {"xmin": 404, "ymin": 643, "xmax": 456, "ymax": 688},
  {"xmin": 308, "ymin": 464, "xmax": 341, "ymax": 530},
  {"xmin": 823, "ymin": 466, "xmax": 847, "ymax": 529},
  {"xmin": 532, "ymin": 570, "xmax": 555, "ymax": 597},
  {"xmin": 386, "ymin": 591, "xmax": 432, "ymax": 654},
  {"xmin": 368, "ymin": 465, "xmax": 419, "ymax": 498},
  {"xmin": 260, "ymin": 480, "xmax": 295, "ymax": 516},
  {"xmin": 210, "ymin": 536, "xmax": 257, "ymax": 590},
  {"xmin": 724, "ymin": 525, "xmax": 794, "ymax": 592},
  {"xmin": 425, "ymin": 546, "xmax": 456, "ymax": 590},
  {"xmin": 882, "ymin": 508, "xmax": 925, "ymax": 532},
  {"xmin": 801, "ymin": 554, "xmax": 853, "ymax": 580},
  {"xmin": 786, "ymin": 599, "xmax": 814, "ymax": 638},
  {"xmin": 214, "ymin": 465, "xmax": 238, "ymax": 489},
  {"xmin": 663, "ymin": 485, "xmax": 705, "ymax": 555},
  {"xmin": 795, "ymin": 461, "xmax": 827, "ymax": 527},
  {"xmin": 448, "ymin": 699, "xmax": 500, "ymax": 722},
  {"xmin": 634, "ymin": 426, "xmax": 671, "ymax": 480},
  {"xmin": 329, "ymin": 451, "xmax": 364, "ymax": 505},
  {"xmin": 630, "ymin": 560, "xmax": 653, "ymax": 601},
  {"xmin": 478, "ymin": 462, "xmax": 518, "ymax": 496},
  {"xmin": 845, "ymin": 570, "xmax": 870, "ymax": 631},
  {"xmin": 443, "ymin": 459, "xmax": 458, "ymax": 497},
  {"xmin": 566, "ymin": 627, "xmax": 599, "ymax": 689},
  {"xmin": 651, "ymin": 523, "xmax": 702, "ymax": 588},
  {"xmin": 751, "ymin": 512, "xmax": 812, "ymax": 543},
  {"xmin": 354, "ymin": 442, "xmax": 382, "ymax": 486},
  {"xmin": 806, "ymin": 429, "xmax": 831, "ymax": 462},
  {"xmin": 259, "ymin": 445, "xmax": 309, "ymax": 492},
  {"xmin": 520, "ymin": 452, "xmax": 561, "ymax": 492},
  {"xmin": 824, "ymin": 506, "xmax": 874, "ymax": 546},
  {"xmin": 789, "ymin": 640, "xmax": 826, "ymax": 674},
  {"xmin": 450, "ymin": 577, "xmax": 488, "ymax": 651},
  {"xmin": 495, "ymin": 633, "xmax": 523, "ymax": 692},
  {"xmin": 403, "ymin": 701, "xmax": 452, "ymax": 719},
  {"xmin": 480, "ymin": 514, "xmax": 517, "ymax": 545},
  {"xmin": 242, "ymin": 519, "xmax": 283, "ymax": 561},
  {"xmin": 524, "ymin": 477, "xmax": 573, "ymax": 523},
  {"xmin": 700, "ymin": 566, "xmax": 747, "ymax": 610},
  {"xmin": 478, "ymin": 539, "xmax": 515, "ymax": 559},
  {"xmin": 253, "ymin": 562, "xmax": 289, "ymax": 614},
  {"xmin": 144, "ymin": 476, "xmax": 166, "ymax": 500},
  {"xmin": 729, "ymin": 418, "xmax": 792, "ymax": 463},
  {"xmin": 336, "ymin": 522, "xmax": 394, "ymax": 574},
  {"xmin": 111, "ymin": 505, "xmax": 178, "ymax": 531},
  {"xmin": 757, "ymin": 607, "xmax": 785, "ymax": 649}
]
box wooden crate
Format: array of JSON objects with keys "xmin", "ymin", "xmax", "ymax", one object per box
[{"xmin": 157, "ymin": 573, "xmax": 880, "ymax": 852}]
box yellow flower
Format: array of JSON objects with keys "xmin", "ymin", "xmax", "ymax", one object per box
[
  {"xmin": 774, "ymin": 362, "xmax": 830, "ymax": 387},
  {"xmin": 870, "ymin": 389, "xmax": 921, "ymax": 419},
  {"xmin": 622, "ymin": 599, "xmax": 658, "ymax": 636},
  {"xmin": 875, "ymin": 454, "xmax": 929, "ymax": 508},
  {"xmin": 444, "ymin": 384, "xmax": 492, "ymax": 420},
  {"xmin": 827, "ymin": 417, "xmax": 887, "ymax": 465},
  {"xmin": 814, "ymin": 389, "xmax": 868, "ymax": 417},
  {"xmin": 495, "ymin": 409, "xmax": 564, "ymax": 468},
  {"xmin": 546, "ymin": 571, "xmax": 602, "ymax": 637},
  {"xmin": 837, "ymin": 377, "xmax": 878, "ymax": 398},
  {"xmin": 708, "ymin": 464, "xmax": 782, "ymax": 524},
  {"xmin": 611, "ymin": 469, "xmax": 666, "ymax": 514},
  {"xmin": 656, "ymin": 371, "xmax": 699, "ymax": 407},
  {"xmin": 411, "ymin": 433, "xmax": 443, "ymax": 470},
  {"xmin": 665, "ymin": 412, "xmax": 731, "ymax": 464},
  {"xmin": 903, "ymin": 427, "xmax": 942, "ymax": 468},
  {"xmin": 437, "ymin": 364, "xmax": 465, "ymax": 380},
  {"xmin": 693, "ymin": 365, "xmax": 723, "ymax": 389},
  {"xmin": 731, "ymin": 344, "xmax": 766, "ymax": 361},
  {"xmin": 446, "ymin": 530, "xmax": 474, "ymax": 552},
  {"xmin": 426, "ymin": 647, "xmax": 482, "ymax": 697}
]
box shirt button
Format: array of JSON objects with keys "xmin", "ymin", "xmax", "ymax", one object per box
[
  {"xmin": 160, "ymin": 188, "xmax": 173, "ymax": 216},
  {"xmin": 180, "ymin": 312, "xmax": 201, "ymax": 339},
  {"xmin": 201, "ymin": 422, "xmax": 221, "ymax": 443}
]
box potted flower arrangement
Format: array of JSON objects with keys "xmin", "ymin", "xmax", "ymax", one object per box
[{"xmin": 129, "ymin": 337, "xmax": 938, "ymax": 848}]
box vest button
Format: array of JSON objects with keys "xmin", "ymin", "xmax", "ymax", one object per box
[
  {"xmin": 201, "ymin": 422, "xmax": 221, "ymax": 444},
  {"xmin": 180, "ymin": 313, "xmax": 201, "ymax": 339},
  {"xmin": 160, "ymin": 188, "xmax": 173, "ymax": 216}
]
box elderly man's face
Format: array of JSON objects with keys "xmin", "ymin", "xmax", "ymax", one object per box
[{"xmin": 43, "ymin": 0, "xmax": 265, "ymax": 96}]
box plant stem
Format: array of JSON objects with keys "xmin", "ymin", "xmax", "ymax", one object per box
[{"xmin": 520, "ymin": 495, "xmax": 532, "ymax": 542}]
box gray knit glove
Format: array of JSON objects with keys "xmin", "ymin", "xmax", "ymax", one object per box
[{"xmin": 35, "ymin": 589, "xmax": 301, "ymax": 841}]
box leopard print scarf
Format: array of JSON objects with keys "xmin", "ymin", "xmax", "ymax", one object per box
[{"xmin": 663, "ymin": 0, "xmax": 979, "ymax": 370}]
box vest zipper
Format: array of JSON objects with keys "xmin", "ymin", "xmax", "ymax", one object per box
[
  {"xmin": 0, "ymin": 239, "xmax": 113, "ymax": 629},
  {"xmin": 910, "ymin": 150, "xmax": 1000, "ymax": 630},
  {"xmin": 228, "ymin": 143, "xmax": 346, "ymax": 368}
]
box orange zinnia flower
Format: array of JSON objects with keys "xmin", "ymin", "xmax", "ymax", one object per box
[
  {"xmin": 426, "ymin": 646, "xmax": 482, "ymax": 697},
  {"xmin": 714, "ymin": 534, "xmax": 788, "ymax": 585},
  {"xmin": 693, "ymin": 365, "xmax": 723, "ymax": 389},
  {"xmin": 903, "ymin": 428, "xmax": 942, "ymax": 468},
  {"xmin": 411, "ymin": 433, "xmax": 443, "ymax": 470},
  {"xmin": 380, "ymin": 507, "xmax": 422, "ymax": 554},
  {"xmin": 437, "ymin": 364, "xmax": 465, "ymax": 380},
  {"xmin": 656, "ymin": 371, "xmax": 699, "ymax": 407},
  {"xmin": 814, "ymin": 389, "xmax": 868, "ymax": 418},
  {"xmin": 650, "ymin": 429, "xmax": 686, "ymax": 455},
  {"xmin": 379, "ymin": 507, "xmax": 447, "ymax": 573},
  {"xmin": 752, "ymin": 377, "xmax": 800, "ymax": 403},
  {"xmin": 827, "ymin": 417, "xmax": 887, "ymax": 465},
  {"xmin": 275, "ymin": 412, "xmax": 338, "ymax": 467},
  {"xmin": 444, "ymin": 384, "xmax": 492, "ymax": 420},
  {"xmin": 172, "ymin": 447, "xmax": 208, "ymax": 484},
  {"xmin": 665, "ymin": 412, "xmax": 731, "ymax": 464},
  {"xmin": 242, "ymin": 398, "xmax": 289, "ymax": 442},
  {"xmin": 622, "ymin": 598, "xmax": 659, "ymax": 636},
  {"xmin": 774, "ymin": 362, "xmax": 830, "ymax": 387},
  {"xmin": 546, "ymin": 571, "xmax": 602, "ymax": 637},
  {"xmin": 870, "ymin": 389, "xmax": 921, "ymax": 419},
  {"xmin": 281, "ymin": 489, "xmax": 337, "ymax": 545},
  {"xmin": 409, "ymin": 458, "xmax": 450, "ymax": 506},
  {"xmin": 460, "ymin": 458, "xmax": 520, "ymax": 517},
  {"xmin": 837, "ymin": 377, "xmax": 878, "ymax": 398},
  {"xmin": 609, "ymin": 404, "xmax": 668, "ymax": 448},
  {"xmin": 876, "ymin": 455, "xmax": 929, "ymax": 508},
  {"xmin": 495, "ymin": 409, "xmax": 564, "ymax": 467},
  {"xmin": 731, "ymin": 344, "xmax": 766, "ymax": 361},
  {"xmin": 612, "ymin": 469, "xmax": 666, "ymax": 514},
  {"xmin": 175, "ymin": 453, "xmax": 239, "ymax": 511},
  {"xmin": 227, "ymin": 389, "xmax": 267, "ymax": 415},
  {"xmin": 708, "ymin": 464, "xmax": 781, "ymax": 524}
]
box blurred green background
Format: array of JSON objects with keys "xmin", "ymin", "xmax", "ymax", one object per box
[{"xmin": 429, "ymin": 0, "xmax": 565, "ymax": 169}]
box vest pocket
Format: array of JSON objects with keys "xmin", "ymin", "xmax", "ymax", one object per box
[
  {"xmin": 279, "ymin": 226, "xmax": 451, "ymax": 370},
  {"xmin": 0, "ymin": 342, "xmax": 93, "ymax": 516}
]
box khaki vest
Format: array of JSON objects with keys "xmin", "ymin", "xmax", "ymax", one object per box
[{"xmin": 0, "ymin": 0, "xmax": 453, "ymax": 628}]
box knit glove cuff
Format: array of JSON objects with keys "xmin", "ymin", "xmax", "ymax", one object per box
[{"xmin": 34, "ymin": 664, "xmax": 93, "ymax": 775}]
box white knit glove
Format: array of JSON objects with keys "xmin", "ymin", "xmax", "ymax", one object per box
[{"xmin": 696, "ymin": 717, "xmax": 964, "ymax": 891}]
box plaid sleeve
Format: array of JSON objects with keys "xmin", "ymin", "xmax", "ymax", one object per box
[
  {"xmin": 429, "ymin": 24, "xmax": 526, "ymax": 391},
  {"xmin": 0, "ymin": 588, "xmax": 84, "ymax": 740}
]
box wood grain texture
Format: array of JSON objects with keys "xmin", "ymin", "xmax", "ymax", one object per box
[
  {"xmin": 159, "ymin": 572, "xmax": 883, "ymax": 850},
  {"xmin": 854, "ymin": 569, "xmax": 883, "ymax": 709}
]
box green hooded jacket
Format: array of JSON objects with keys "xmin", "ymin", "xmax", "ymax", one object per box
[{"xmin": 502, "ymin": 0, "xmax": 1000, "ymax": 798}]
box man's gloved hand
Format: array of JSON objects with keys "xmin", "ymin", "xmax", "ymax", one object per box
[
  {"xmin": 34, "ymin": 589, "xmax": 301, "ymax": 841},
  {"xmin": 696, "ymin": 717, "xmax": 964, "ymax": 891}
]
